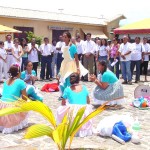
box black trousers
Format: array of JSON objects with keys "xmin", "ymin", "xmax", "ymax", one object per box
[
  {"xmin": 32, "ymin": 62, "xmax": 38, "ymax": 76},
  {"xmin": 140, "ymin": 61, "xmax": 149, "ymax": 75}
]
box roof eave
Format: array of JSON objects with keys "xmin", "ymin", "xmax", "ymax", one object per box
[
  {"xmin": 0, "ymin": 15, "xmax": 106, "ymax": 27},
  {"xmin": 114, "ymin": 28, "xmax": 150, "ymax": 34},
  {"xmin": 107, "ymin": 15, "xmax": 126, "ymax": 23}
]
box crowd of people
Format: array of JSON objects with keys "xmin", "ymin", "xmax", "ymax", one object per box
[
  {"xmin": 0, "ymin": 34, "xmax": 150, "ymax": 84},
  {"xmin": 0, "ymin": 31, "xmax": 149, "ymax": 136}
]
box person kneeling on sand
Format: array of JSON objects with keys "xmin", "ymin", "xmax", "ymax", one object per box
[
  {"xmin": 57, "ymin": 73, "xmax": 93, "ymax": 137},
  {"xmin": 90, "ymin": 60, "xmax": 125, "ymax": 109},
  {"xmin": 0, "ymin": 64, "xmax": 28, "ymax": 134},
  {"xmin": 20, "ymin": 61, "xmax": 43, "ymax": 102}
]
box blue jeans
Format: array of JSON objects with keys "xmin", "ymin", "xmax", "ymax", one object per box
[
  {"xmin": 57, "ymin": 53, "xmax": 63, "ymax": 74},
  {"xmin": 21, "ymin": 57, "xmax": 28, "ymax": 71},
  {"xmin": 40, "ymin": 55, "xmax": 52, "ymax": 79},
  {"xmin": 131, "ymin": 60, "xmax": 141, "ymax": 81},
  {"xmin": 110, "ymin": 57, "xmax": 120, "ymax": 79},
  {"xmin": 98, "ymin": 56, "xmax": 107, "ymax": 62},
  {"xmin": 121, "ymin": 61, "xmax": 132, "ymax": 81}
]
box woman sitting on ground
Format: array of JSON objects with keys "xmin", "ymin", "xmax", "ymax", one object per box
[
  {"xmin": 57, "ymin": 72, "xmax": 93, "ymax": 137},
  {"xmin": 20, "ymin": 61, "xmax": 43, "ymax": 102},
  {"xmin": 0, "ymin": 64, "xmax": 28, "ymax": 134},
  {"xmin": 90, "ymin": 60, "xmax": 125, "ymax": 107}
]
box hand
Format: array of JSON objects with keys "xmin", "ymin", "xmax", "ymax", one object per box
[
  {"xmin": 30, "ymin": 75, "xmax": 37, "ymax": 81},
  {"xmin": 30, "ymin": 75, "xmax": 33, "ymax": 80},
  {"xmin": 77, "ymin": 68, "xmax": 80, "ymax": 75},
  {"xmin": 121, "ymin": 55, "xmax": 126, "ymax": 60},
  {"xmin": 89, "ymin": 74, "xmax": 96, "ymax": 82},
  {"xmin": 85, "ymin": 54, "xmax": 90, "ymax": 58},
  {"xmin": 17, "ymin": 57, "xmax": 20, "ymax": 62},
  {"xmin": 56, "ymin": 76, "xmax": 60, "ymax": 84},
  {"xmin": 32, "ymin": 45, "xmax": 35, "ymax": 49},
  {"xmin": 4, "ymin": 59, "xmax": 7, "ymax": 63},
  {"xmin": 61, "ymin": 100, "xmax": 66, "ymax": 106},
  {"xmin": 56, "ymin": 75, "xmax": 59, "ymax": 81},
  {"xmin": 7, "ymin": 48, "xmax": 12, "ymax": 52}
]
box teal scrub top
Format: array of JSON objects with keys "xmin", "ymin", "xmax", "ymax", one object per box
[
  {"xmin": 1, "ymin": 79, "xmax": 26, "ymax": 102},
  {"xmin": 63, "ymin": 44, "xmax": 77, "ymax": 89},
  {"xmin": 20, "ymin": 70, "xmax": 36, "ymax": 85},
  {"xmin": 102, "ymin": 70, "xmax": 118, "ymax": 84},
  {"xmin": 69, "ymin": 44, "xmax": 77, "ymax": 59},
  {"xmin": 21, "ymin": 70, "xmax": 36, "ymax": 79},
  {"xmin": 63, "ymin": 85, "xmax": 89, "ymax": 105}
]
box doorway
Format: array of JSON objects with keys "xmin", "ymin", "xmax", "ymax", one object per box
[
  {"xmin": 52, "ymin": 30, "xmax": 68, "ymax": 42},
  {"xmin": 13, "ymin": 26, "xmax": 34, "ymax": 41}
]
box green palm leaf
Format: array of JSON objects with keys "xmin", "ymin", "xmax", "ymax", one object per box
[
  {"xmin": 20, "ymin": 101, "xmax": 57, "ymax": 128},
  {"xmin": 68, "ymin": 106, "xmax": 86, "ymax": 135},
  {"xmin": 0, "ymin": 107, "xmax": 24, "ymax": 116},
  {"xmin": 69, "ymin": 103, "xmax": 107, "ymax": 148},
  {"xmin": 52, "ymin": 123, "xmax": 66, "ymax": 145},
  {"xmin": 24, "ymin": 124, "xmax": 53, "ymax": 139}
]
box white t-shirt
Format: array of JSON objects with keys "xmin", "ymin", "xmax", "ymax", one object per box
[
  {"xmin": 82, "ymin": 40, "xmax": 95, "ymax": 55},
  {"xmin": 143, "ymin": 43, "xmax": 150, "ymax": 61},
  {"xmin": 39, "ymin": 44, "xmax": 53, "ymax": 56},
  {"xmin": 76, "ymin": 40, "xmax": 84, "ymax": 54},
  {"xmin": 56, "ymin": 41, "xmax": 65, "ymax": 54},
  {"xmin": 52, "ymin": 45, "xmax": 57, "ymax": 53},
  {"xmin": 13, "ymin": 45, "xmax": 22, "ymax": 57},
  {"xmin": 119, "ymin": 42, "xmax": 132, "ymax": 61},
  {"xmin": 28, "ymin": 43, "xmax": 39, "ymax": 62},
  {"xmin": 98, "ymin": 45, "xmax": 108, "ymax": 56},
  {"xmin": 131, "ymin": 43, "xmax": 145, "ymax": 61},
  {"xmin": 4, "ymin": 41, "xmax": 14, "ymax": 55},
  {"xmin": 28, "ymin": 43, "xmax": 38, "ymax": 48}
]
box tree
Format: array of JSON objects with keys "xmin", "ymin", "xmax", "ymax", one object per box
[{"xmin": 26, "ymin": 31, "xmax": 42, "ymax": 46}]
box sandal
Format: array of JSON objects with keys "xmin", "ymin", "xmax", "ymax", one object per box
[{"xmin": 107, "ymin": 105, "xmax": 124, "ymax": 110}]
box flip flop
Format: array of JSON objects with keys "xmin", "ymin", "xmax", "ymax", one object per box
[{"xmin": 107, "ymin": 105, "xmax": 124, "ymax": 110}]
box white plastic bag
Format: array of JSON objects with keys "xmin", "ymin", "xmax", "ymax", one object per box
[{"xmin": 97, "ymin": 114, "xmax": 134, "ymax": 137}]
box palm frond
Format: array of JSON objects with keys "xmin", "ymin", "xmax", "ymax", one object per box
[
  {"xmin": 0, "ymin": 107, "xmax": 24, "ymax": 116},
  {"xmin": 20, "ymin": 101, "xmax": 57, "ymax": 128},
  {"xmin": 24, "ymin": 124, "xmax": 53, "ymax": 139},
  {"xmin": 69, "ymin": 103, "xmax": 107, "ymax": 148}
]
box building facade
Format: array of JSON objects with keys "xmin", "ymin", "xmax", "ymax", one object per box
[{"xmin": 0, "ymin": 6, "xmax": 125, "ymax": 42}]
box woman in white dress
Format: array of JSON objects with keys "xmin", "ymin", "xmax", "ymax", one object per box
[{"xmin": 12, "ymin": 38, "xmax": 24, "ymax": 67}]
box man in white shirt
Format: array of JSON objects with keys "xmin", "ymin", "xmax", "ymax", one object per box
[
  {"xmin": 28, "ymin": 38, "xmax": 39, "ymax": 76},
  {"xmin": 140, "ymin": 37, "xmax": 150, "ymax": 81},
  {"xmin": 76, "ymin": 35, "xmax": 84, "ymax": 61},
  {"xmin": 119, "ymin": 35, "xmax": 132, "ymax": 84},
  {"xmin": 39, "ymin": 37, "xmax": 53, "ymax": 81},
  {"xmin": 131, "ymin": 37, "xmax": 145, "ymax": 83},
  {"xmin": 56, "ymin": 35, "xmax": 65, "ymax": 74},
  {"xmin": 82, "ymin": 33, "xmax": 95, "ymax": 81},
  {"xmin": 4, "ymin": 34, "xmax": 14, "ymax": 70}
]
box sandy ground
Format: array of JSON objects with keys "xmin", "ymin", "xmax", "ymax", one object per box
[{"xmin": 0, "ymin": 72, "xmax": 150, "ymax": 150}]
